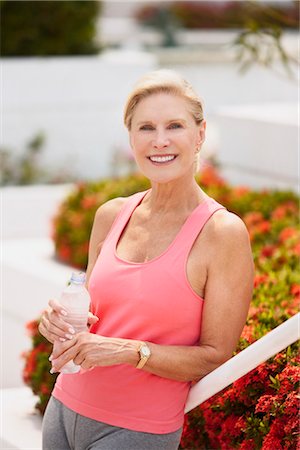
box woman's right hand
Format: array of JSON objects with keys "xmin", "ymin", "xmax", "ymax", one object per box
[
  {"xmin": 38, "ymin": 300, "xmax": 99, "ymax": 344},
  {"xmin": 38, "ymin": 299, "xmax": 75, "ymax": 344}
]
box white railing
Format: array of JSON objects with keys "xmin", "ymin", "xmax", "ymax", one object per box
[
  {"xmin": 185, "ymin": 313, "xmax": 299, "ymax": 413},
  {"xmin": 1, "ymin": 315, "xmax": 298, "ymax": 450}
]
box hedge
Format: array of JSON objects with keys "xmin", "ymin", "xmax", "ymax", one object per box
[
  {"xmin": 1, "ymin": 0, "xmax": 101, "ymax": 57},
  {"xmin": 23, "ymin": 168, "xmax": 299, "ymax": 448},
  {"xmin": 135, "ymin": 1, "xmax": 299, "ymax": 30}
]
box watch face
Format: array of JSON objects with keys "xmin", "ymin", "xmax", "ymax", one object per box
[{"xmin": 141, "ymin": 345, "xmax": 151, "ymax": 357}]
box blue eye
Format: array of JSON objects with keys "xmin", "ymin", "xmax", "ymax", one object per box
[
  {"xmin": 168, "ymin": 123, "xmax": 182, "ymax": 129},
  {"xmin": 140, "ymin": 125, "xmax": 154, "ymax": 131}
]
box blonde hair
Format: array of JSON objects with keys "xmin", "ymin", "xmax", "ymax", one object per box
[{"xmin": 124, "ymin": 69, "xmax": 204, "ymax": 131}]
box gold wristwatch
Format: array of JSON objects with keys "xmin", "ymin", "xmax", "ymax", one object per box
[{"xmin": 136, "ymin": 342, "xmax": 151, "ymax": 369}]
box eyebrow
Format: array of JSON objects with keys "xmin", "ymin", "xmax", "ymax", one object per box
[{"xmin": 136, "ymin": 118, "xmax": 187, "ymax": 126}]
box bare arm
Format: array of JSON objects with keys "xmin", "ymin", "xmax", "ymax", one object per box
[
  {"xmin": 39, "ymin": 197, "xmax": 126, "ymax": 343},
  {"xmin": 142, "ymin": 212, "xmax": 254, "ymax": 381},
  {"xmin": 51, "ymin": 212, "xmax": 254, "ymax": 381}
]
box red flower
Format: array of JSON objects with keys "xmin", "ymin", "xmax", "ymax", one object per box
[
  {"xmin": 261, "ymin": 244, "xmax": 276, "ymax": 258},
  {"xmin": 199, "ymin": 164, "xmax": 226, "ymax": 187},
  {"xmin": 235, "ymin": 416, "xmax": 247, "ymax": 433},
  {"xmin": 244, "ymin": 211, "xmax": 264, "ymax": 227},
  {"xmin": 26, "ymin": 320, "xmax": 39, "ymax": 337},
  {"xmin": 81, "ymin": 195, "xmax": 97, "ymax": 209},
  {"xmin": 40, "ymin": 384, "xmax": 50, "ymax": 395},
  {"xmin": 257, "ymin": 220, "xmax": 271, "ymax": 233},
  {"xmin": 262, "ymin": 436, "xmax": 284, "ymax": 450},
  {"xmin": 283, "ymin": 415, "xmax": 299, "ymax": 435},
  {"xmin": 241, "ymin": 325, "xmax": 255, "ymax": 343},
  {"xmin": 220, "ymin": 414, "xmax": 241, "ymax": 439},
  {"xmin": 292, "ymin": 242, "xmax": 300, "ymax": 255},
  {"xmin": 248, "ymin": 305, "xmax": 267, "ymax": 320},
  {"xmin": 58, "ymin": 244, "xmax": 71, "ymax": 262},
  {"xmin": 255, "ymin": 394, "xmax": 277, "ymax": 414},
  {"xmin": 290, "ymin": 284, "xmax": 300, "ymax": 297},
  {"xmin": 272, "ymin": 202, "xmax": 298, "ymax": 220},
  {"xmin": 240, "ymin": 439, "xmax": 256, "ymax": 450},
  {"xmin": 283, "ymin": 392, "xmax": 299, "ymax": 415},
  {"xmin": 262, "ymin": 418, "xmax": 285, "ymax": 449},
  {"xmin": 254, "ymin": 273, "xmax": 269, "ymax": 288},
  {"xmin": 283, "ymin": 362, "xmax": 300, "ymax": 377},
  {"xmin": 272, "ymin": 206, "xmax": 287, "ymax": 219},
  {"xmin": 233, "ymin": 186, "xmax": 250, "ymax": 198},
  {"xmin": 279, "ymin": 227, "xmax": 297, "ymax": 243}
]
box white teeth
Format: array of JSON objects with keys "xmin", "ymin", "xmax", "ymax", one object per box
[{"xmin": 149, "ymin": 155, "xmax": 176, "ymax": 163}]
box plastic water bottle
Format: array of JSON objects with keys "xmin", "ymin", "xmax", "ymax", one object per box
[{"xmin": 54, "ymin": 271, "xmax": 91, "ymax": 374}]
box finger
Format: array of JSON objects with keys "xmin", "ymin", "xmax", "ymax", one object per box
[
  {"xmin": 47, "ymin": 310, "xmax": 76, "ymax": 335},
  {"xmin": 80, "ymin": 360, "xmax": 94, "ymax": 371},
  {"xmin": 50, "ymin": 336, "xmax": 77, "ymax": 360},
  {"xmin": 38, "ymin": 320, "xmax": 55, "ymax": 344},
  {"xmin": 51, "ymin": 345, "xmax": 80, "ymax": 373},
  {"xmin": 76, "ymin": 359, "xmax": 95, "ymax": 370},
  {"xmin": 39, "ymin": 317, "xmax": 68, "ymax": 343},
  {"xmin": 87, "ymin": 313, "xmax": 99, "ymax": 325},
  {"xmin": 48, "ymin": 299, "xmax": 68, "ymax": 317},
  {"xmin": 44, "ymin": 312, "xmax": 74, "ymax": 338},
  {"xmin": 73, "ymin": 354, "xmax": 85, "ymax": 366},
  {"xmin": 41, "ymin": 312, "xmax": 75, "ymax": 340}
]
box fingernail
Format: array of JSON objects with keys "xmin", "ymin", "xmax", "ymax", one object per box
[
  {"xmin": 49, "ymin": 355, "xmax": 53, "ymax": 361},
  {"xmin": 65, "ymin": 334, "xmax": 74, "ymax": 340},
  {"xmin": 59, "ymin": 337, "xmax": 66, "ymax": 342},
  {"xmin": 68, "ymin": 328, "xmax": 75, "ymax": 334},
  {"xmin": 60, "ymin": 310, "xmax": 68, "ymax": 316},
  {"xmin": 50, "ymin": 368, "xmax": 56, "ymax": 374}
]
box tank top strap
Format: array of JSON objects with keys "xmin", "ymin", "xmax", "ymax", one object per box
[
  {"xmin": 104, "ymin": 189, "xmax": 151, "ymax": 244},
  {"xmin": 170, "ymin": 197, "xmax": 226, "ymax": 259}
]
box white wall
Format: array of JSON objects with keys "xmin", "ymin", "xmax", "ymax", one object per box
[
  {"xmin": 2, "ymin": 52, "xmax": 156, "ymax": 180},
  {"xmin": 214, "ymin": 103, "xmax": 298, "ymax": 191},
  {"xmin": 2, "ymin": 45, "xmax": 298, "ymax": 189}
]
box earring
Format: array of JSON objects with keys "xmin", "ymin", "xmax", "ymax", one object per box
[{"xmin": 196, "ymin": 142, "xmax": 202, "ymax": 153}]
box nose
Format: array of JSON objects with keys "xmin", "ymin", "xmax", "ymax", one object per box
[{"xmin": 153, "ymin": 130, "xmax": 170, "ymax": 150}]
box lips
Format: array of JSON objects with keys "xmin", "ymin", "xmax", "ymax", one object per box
[{"xmin": 148, "ymin": 155, "xmax": 177, "ymax": 164}]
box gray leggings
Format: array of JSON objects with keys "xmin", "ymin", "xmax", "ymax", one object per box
[{"xmin": 42, "ymin": 397, "xmax": 183, "ymax": 450}]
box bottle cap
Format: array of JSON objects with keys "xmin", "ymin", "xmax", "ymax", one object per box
[{"xmin": 70, "ymin": 272, "xmax": 86, "ymax": 285}]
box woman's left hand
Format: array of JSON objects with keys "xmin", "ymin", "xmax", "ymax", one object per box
[{"xmin": 50, "ymin": 333, "xmax": 139, "ymax": 372}]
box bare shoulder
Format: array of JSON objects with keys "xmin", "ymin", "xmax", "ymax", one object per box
[
  {"xmin": 201, "ymin": 208, "xmax": 252, "ymax": 262},
  {"xmin": 93, "ymin": 196, "xmax": 128, "ymax": 233},
  {"xmin": 86, "ymin": 195, "xmax": 131, "ymax": 278},
  {"xmin": 208, "ymin": 209, "xmax": 250, "ymax": 243}
]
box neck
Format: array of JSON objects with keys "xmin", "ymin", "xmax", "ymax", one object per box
[{"xmin": 144, "ymin": 176, "xmax": 207, "ymax": 215}]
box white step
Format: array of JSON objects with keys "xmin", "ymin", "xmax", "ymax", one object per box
[
  {"xmin": 1, "ymin": 387, "xmax": 42, "ymax": 450},
  {"xmin": 2, "ymin": 238, "xmax": 72, "ymax": 388}
]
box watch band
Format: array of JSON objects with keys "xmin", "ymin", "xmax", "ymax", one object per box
[{"xmin": 136, "ymin": 342, "xmax": 151, "ymax": 369}]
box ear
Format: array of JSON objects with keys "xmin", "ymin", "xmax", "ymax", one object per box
[
  {"xmin": 128, "ymin": 133, "xmax": 133, "ymax": 150},
  {"xmin": 198, "ymin": 120, "xmax": 206, "ymax": 147}
]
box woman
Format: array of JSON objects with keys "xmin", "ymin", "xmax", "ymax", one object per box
[{"xmin": 39, "ymin": 70, "xmax": 254, "ymax": 450}]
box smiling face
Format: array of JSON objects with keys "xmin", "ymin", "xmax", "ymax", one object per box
[{"xmin": 129, "ymin": 93, "xmax": 206, "ymax": 184}]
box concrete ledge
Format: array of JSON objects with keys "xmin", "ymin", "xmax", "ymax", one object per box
[
  {"xmin": 1, "ymin": 387, "xmax": 42, "ymax": 450},
  {"xmin": 2, "ymin": 238, "xmax": 72, "ymax": 388},
  {"xmin": 213, "ymin": 102, "xmax": 298, "ymax": 191}
]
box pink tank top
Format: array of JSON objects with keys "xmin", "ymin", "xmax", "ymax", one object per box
[{"xmin": 53, "ymin": 189, "xmax": 225, "ymax": 434}]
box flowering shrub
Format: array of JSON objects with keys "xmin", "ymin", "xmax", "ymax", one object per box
[
  {"xmin": 135, "ymin": 2, "xmax": 299, "ymax": 30},
  {"xmin": 179, "ymin": 172, "xmax": 300, "ymax": 449},
  {"xmin": 24, "ymin": 167, "xmax": 299, "ymax": 447},
  {"xmin": 22, "ymin": 320, "xmax": 58, "ymax": 414}
]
